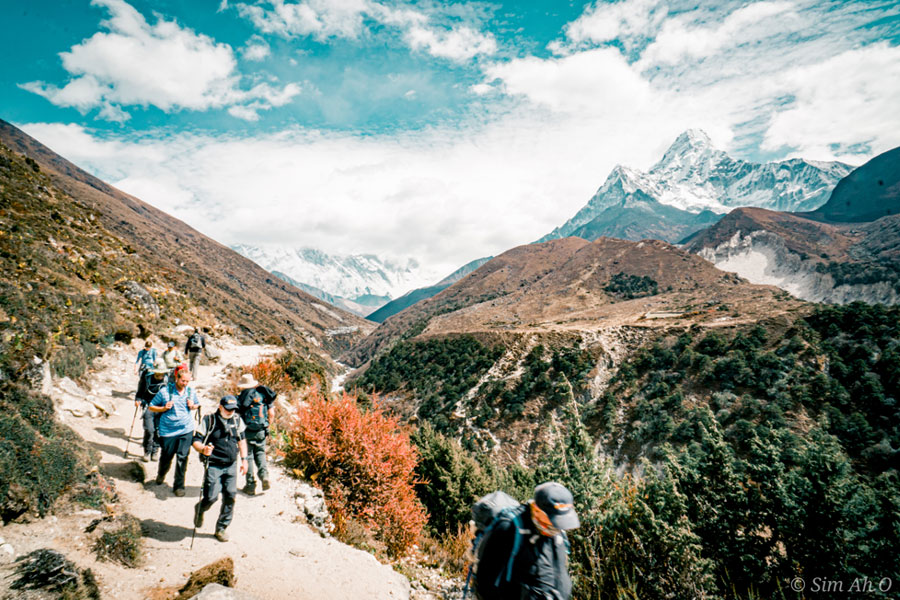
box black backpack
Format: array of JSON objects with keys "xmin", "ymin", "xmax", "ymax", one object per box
[
  {"xmin": 463, "ymin": 491, "xmax": 528, "ymax": 600},
  {"xmin": 188, "ymin": 333, "xmax": 203, "ymax": 351}
]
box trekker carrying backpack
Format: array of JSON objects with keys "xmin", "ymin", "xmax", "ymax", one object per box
[
  {"xmin": 134, "ymin": 340, "xmax": 157, "ymax": 376},
  {"xmin": 467, "ymin": 482, "xmax": 580, "ymax": 600},
  {"xmin": 185, "ymin": 327, "xmax": 207, "ymax": 379},
  {"xmin": 236, "ymin": 374, "xmax": 277, "ymax": 496}
]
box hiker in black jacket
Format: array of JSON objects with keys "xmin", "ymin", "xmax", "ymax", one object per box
[
  {"xmin": 134, "ymin": 361, "xmax": 168, "ymax": 462},
  {"xmin": 475, "ymin": 482, "xmax": 580, "ymax": 600},
  {"xmin": 185, "ymin": 327, "xmax": 207, "ymax": 379},
  {"xmin": 192, "ymin": 395, "xmax": 248, "ymax": 543}
]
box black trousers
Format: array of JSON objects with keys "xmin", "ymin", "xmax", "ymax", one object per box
[
  {"xmin": 198, "ymin": 461, "xmax": 238, "ymax": 531},
  {"xmin": 141, "ymin": 408, "xmax": 160, "ymax": 456},
  {"xmin": 157, "ymin": 432, "xmax": 192, "ymax": 491}
]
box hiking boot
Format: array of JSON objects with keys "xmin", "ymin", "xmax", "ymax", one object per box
[
  {"xmin": 142, "ymin": 453, "xmax": 151, "ymax": 463},
  {"xmin": 214, "ymin": 529, "xmax": 229, "ymax": 542},
  {"xmin": 174, "ymin": 488, "xmax": 185, "ymax": 497},
  {"xmin": 242, "ymin": 483, "xmax": 256, "ymax": 496},
  {"xmin": 154, "ymin": 475, "xmax": 164, "ymax": 485},
  {"xmin": 193, "ymin": 502, "xmax": 204, "ymax": 528}
]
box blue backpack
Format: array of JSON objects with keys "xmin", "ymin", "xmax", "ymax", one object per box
[{"xmin": 463, "ymin": 491, "xmax": 528, "ymax": 600}]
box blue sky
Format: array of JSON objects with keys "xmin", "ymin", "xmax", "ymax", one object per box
[{"xmin": 2, "ymin": 0, "xmax": 900, "ymax": 286}]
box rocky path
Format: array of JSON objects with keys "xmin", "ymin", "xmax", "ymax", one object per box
[{"xmin": 0, "ymin": 337, "xmax": 411, "ymax": 599}]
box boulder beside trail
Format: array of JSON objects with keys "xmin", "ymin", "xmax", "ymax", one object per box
[
  {"xmin": 193, "ymin": 583, "xmax": 259, "ymax": 599},
  {"xmin": 177, "ymin": 557, "xmax": 236, "ymax": 599}
]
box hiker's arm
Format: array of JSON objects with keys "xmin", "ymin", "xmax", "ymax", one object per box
[
  {"xmin": 192, "ymin": 421, "xmax": 212, "ymax": 454},
  {"xmin": 147, "ymin": 390, "xmax": 172, "ymax": 412},
  {"xmin": 238, "ymin": 439, "xmax": 248, "ymax": 476}
]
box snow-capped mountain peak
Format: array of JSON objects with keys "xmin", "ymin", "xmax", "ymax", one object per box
[
  {"xmin": 231, "ymin": 244, "xmax": 438, "ymax": 301},
  {"xmin": 539, "ymin": 129, "xmax": 853, "ymax": 243}
]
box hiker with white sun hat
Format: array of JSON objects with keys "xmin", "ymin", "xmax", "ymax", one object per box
[{"xmin": 236, "ymin": 373, "xmax": 277, "ymax": 496}]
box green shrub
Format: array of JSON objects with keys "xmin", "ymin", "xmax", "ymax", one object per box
[
  {"xmin": 92, "ymin": 514, "xmax": 143, "ymax": 567},
  {"xmin": 411, "ymin": 423, "xmax": 492, "ymax": 533},
  {"xmin": 604, "ymin": 272, "xmax": 659, "ymax": 299}
]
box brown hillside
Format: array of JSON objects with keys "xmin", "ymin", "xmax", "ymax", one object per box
[
  {"xmin": 0, "ymin": 119, "xmax": 373, "ymax": 361},
  {"xmin": 683, "ymin": 207, "xmax": 857, "ymax": 261},
  {"xmin": 685, "ymin": 205, "xmax": 900, "ymax": 284},
  {"xmin": 344, "ymin": 236, "xmax": 803, "ymax": 367}
]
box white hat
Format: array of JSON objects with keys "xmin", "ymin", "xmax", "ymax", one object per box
[{"xmin": 237, "ymin": 373, "xmax": 259, "ymax": 389}]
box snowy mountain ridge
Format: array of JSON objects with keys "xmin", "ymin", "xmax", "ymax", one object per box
[
  {"xmin": 541, "ymin": 129, "xmax": 853, "ymax": 242},
  {"xmin": 231, "ymin": 244, "xmax": 440, "ymax": 301}
]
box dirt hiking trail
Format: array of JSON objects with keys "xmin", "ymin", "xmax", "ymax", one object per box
[{"xmin": 0, "ymin": 337, "xmax": 412, "ymax": 599}]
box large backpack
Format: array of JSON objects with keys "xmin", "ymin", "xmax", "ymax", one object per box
[
  {"xmin": 240, "ymin": 389, "xmax": 269, "ymax": 431},
  {"xmin": 464, "ymin": 491, "xmax": 528, "ymax": 600},
  {"xmin": 188, "ymin": 333, "xmax": 203, "ymax": 351}
]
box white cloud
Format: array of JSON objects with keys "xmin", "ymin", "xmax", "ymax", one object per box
[
  {"xmin": 235, "ymin": 0, "xmax": 497, "ymax": 62},
  {"xmin": 20, "ymin": 0, "xmax": 300, "ymax": 120},
  {"xmin": 237, "ymin": 0, "xmax": 369, "ymax": 40},
  {"xmin": 639, "ymin": 1, "xmax": 795, "ymax": 67},
  {"xmin": 19, "ymin": 118, "xmax": 646, "ymax": 280},
  {"xmin": 565, "ymin": 0, "xmax": 667, "ymax": 47},
  {"xmin": 404, "ymin": 24, "xmax": 496, "ymax": 61},
  {"xmin": 763, "ymin": 43, "xmax": 900, "ymax": 160},
  {"xmin": 483, "ymin": 48, "xmax": 654, "ymax": 115},
  {"xmin": 241, "ymin": 36, "xmax": 271, "ymax": 61}
]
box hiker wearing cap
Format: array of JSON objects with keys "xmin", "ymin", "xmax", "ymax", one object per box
[
  {"xmin": 192, "ymin": 395, "xmax": 248, "ymax": 543},
  {"xmin": 185, "ymin": 327, "xmax": 207, "ymax": 379},
  {"xmin": 148, "ymin": 364, "xmax": 200, "ymax": 496},
  {"xmin": 134, "ymin": 340, "xmax": 157, "ymax": 376},
  {"xmin": 161, "ymin": 341, "xmax": 184, "ymax": 377},
  {"xmin": 474, "ymin": 482, "xmax": 580, "ymax": 600},
  {"xmin": 134, "ymin": 359, "xmax": 169, "ymax": 462},
  {"xmin": 235, "ymin": 373, "xmax": 277, "ymax": 495}
]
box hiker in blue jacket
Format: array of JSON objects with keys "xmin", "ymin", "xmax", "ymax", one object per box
[
  {"xmin": 134, "ymin": 340, "xmax": 157, "ymax": 376},
  {"xmin": 148, "ymin": 364, "xmax": 199, "ymax": 497},
  {"xmin": 474, "ymin": 482, "xmax": 580, "ymax": 600}
]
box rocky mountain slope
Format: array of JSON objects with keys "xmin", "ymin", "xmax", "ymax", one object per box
[
  {"xmin": 0, "ymin": 119, "xmax": 373, "ymax": 359},
  {"xmin": 686, "ymin": 145, "xmax": 900, "ymax": 304},
  {"xmin": 346, "ymin": 237, "xmax": 799, "ymax": 366},
  {"xmin": 805, "ymin": 145, "xmax": 900, "ymax": 223},
  {"xmin": 540, "ymin": 129, "xmax": 852, "ymax": 243}
]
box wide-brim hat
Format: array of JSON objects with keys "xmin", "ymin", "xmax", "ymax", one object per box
[
  {"xmin": 151, "ymin": 361, "xmax": 169, "ymax": 375},
  {"xmin": 534, "ymin": 482, "xmax": 580, "ymax": 530},
  {"xmin": 237, "ymin": 373, "xmax": 259, "ymax": 389}
]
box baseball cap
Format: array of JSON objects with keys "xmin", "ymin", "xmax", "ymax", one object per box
[
  {"xmin": 220, "ymin": 395, "xmax": 238, "ymax": 410},
  {"xmin": 534, "ymin": 482, "xmax": 580, "ymax": 530}
]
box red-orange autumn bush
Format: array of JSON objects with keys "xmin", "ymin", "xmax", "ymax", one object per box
[{"xmin": 285, "ymin": 390, "xmax": 427, "ymax": 556}]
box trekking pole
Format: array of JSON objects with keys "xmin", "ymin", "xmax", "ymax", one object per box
[
  {"xmin": 461, "ymin": 565, "xmax": 474, "ymax": 600},
  {"xmin": 124, "ymin": 403, "xmax": 140, "ymax": 458},
  {"xmin": 190, "ymin": 413, "xmax": 213, "ymax": 551}
]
